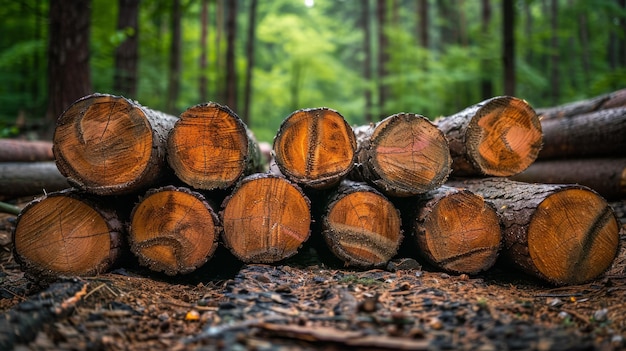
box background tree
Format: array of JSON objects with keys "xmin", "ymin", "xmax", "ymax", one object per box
[
  {"xmin": 199, "ymin": 0, "xmax": 209, "ymax": 103},
  {"xmin": 113, "ymin": 0, "xmax": 140, "ymax": 98},
  {"xmin": 166, "ymin": 0, "xmax": 181, "ymax": 114},
  {"xmin": 243, "ymin": 0, "xmax": 258, "ymax": 124},
  {"xmin": 502, "ymin": 0, "xmax": 515, "ymax": 96},
  {"xmin": 224, "ymin": 0, "xmax": 238, "ymax": 112}
]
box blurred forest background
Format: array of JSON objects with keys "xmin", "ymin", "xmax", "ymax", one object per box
[{"xmin": 0, "ymin": 0, "xmax": 625, "ymax": 142}]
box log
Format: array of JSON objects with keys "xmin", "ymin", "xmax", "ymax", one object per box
[
  {"xmin": 273, "ymin": 107, "xmax": 357, "ymax": 189},
  {"xmin": 12, "ymin": 189, "xmax": 125, "ymax": 281},
  {"xmin": 447, "ymin": 178, "xmax": 620, "ymax": 285},
  {"xmin": 0, "ymin": 139, "xmax": 54, "ymax": 162},
  {"xmin": 53, "ymin": 93, "xmax": 178, "ymax": 195},
  {"xmin": 321, "ymin": 180, "xmax": 403, "ymax": 268},
  {"xmin": 352, "ymin": 113, "xmax": 451, "ymax": 197},
  {"xmin": 511, "ymin": 158, "xmax": 626, "ymax": 200},
  {"xmin": 435, "ymin": 96, "xmax": 542, "ymax": 177},
  {"xmin": 129, "ymin": 186, "xmax": 220, "ymax": 275},
  {"xmin": 402, "ymin": 186, "xmax": 502, "ymax": 275},
  {"xmin": 538, "ymin": 107, "xmax": 626, "ymax": 159},
  {"xmin": 535, "ymin": 88, "xmax": 626, "ymax": 120},
  {"xmin": 167, "ymin": 102, "xmax": 262, "ymax": 190},
  {"xmin": 221, "ymin": 173, "xmax": 311, "ymax": 263},
  {"xmin": 0, "ymin": 162, "xmax": 69, "ymax": 200}
]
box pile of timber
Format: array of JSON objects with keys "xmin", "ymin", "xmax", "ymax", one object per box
[{"xmin": 7, "ymin": 91, "xmax": 623, "ymax": 286}]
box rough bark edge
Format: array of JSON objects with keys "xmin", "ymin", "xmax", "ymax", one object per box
[
  {"xmin": 0, "ymin": 162, "xmax": 70, "ymax": 200},
  {"xmin": 536, "ymin": 88, "xmax": 626, "ymax": 120}
]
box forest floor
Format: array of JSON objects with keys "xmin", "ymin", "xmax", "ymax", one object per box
[{"xmin": 1, "ymin": 200, "xmax": 625, "ymax": 351}]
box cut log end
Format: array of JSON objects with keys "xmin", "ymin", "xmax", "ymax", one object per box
[
  {"xmin": 167, "ymin": 103, "xmax": 251, "ymax": 190},
  {"xmin": 528, "ymin": 188, "xmax": 620, "ymax": 285},
  {"xmin": 273, "ymin": 108, "xmax": 356, "ymax": 189},
  {"xmin": 466, "ymin": 96, "xmax": 542, "ymax": 176},
  {"xmin": 222, "ymin": 174, "xmax": 311, "ymax": 263},
  {"xmin": 129, "ymin": 187, "xmax": 219, "ymax": 275}
]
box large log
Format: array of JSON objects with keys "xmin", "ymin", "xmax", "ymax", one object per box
[
  {"xmin": 273, "ymin": 108, "xmax": 357, "ymax": 189},
  {"xmin": 321, "ymin": 180, "xmax": 403, "ymax": 268},
  {"xmin": 352, "ymin": 113, "xmax": 451, "ymax": 197},
  {"xmin": 536, "ymin": 88, "xmax": 626, "ymax": 120},
  {"xmin": 221, "ymin": 173, "xmax": 311, "ymax": 263},
  {"xmin": 167, "ymin": 102, "xmax": 261, "ymax": 190},
  {"xmin": 0, "ymin": 162, "xmax": 69, "ymax": 200},
  {"xmin": 12, "ymin": 189, "xmax": 125, "ymax": 281},
  {"xmin": 402, "ymin": 186, "xmax": 501, "ymax": 275},
  {"xmin": 538, "ymin": 107, "xmax": 626, "ymax": 159},
  {"xmin": 447, "ymin": 178, "xmax": 620, "ymax": 285},
  {"xmin": 0, "ymin": 139, "xmax": 54, "ymax": 162},
  {"xmin": 511, "ymin": 158, "xmax": 626, "ymax": 200},
  {"xmin": 436, "ymin": 96, "xmax": 542, "ymax": 177},
  {"xmin": 53, "ymin": 93, "xmax": 178, "ymax": 195},
  {"xmin": 129, "ymin": 186, "xmax": 220, "ymax": 275}
]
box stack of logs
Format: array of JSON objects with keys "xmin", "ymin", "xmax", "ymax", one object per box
[{"xmin": 9, "ymin": 90, "xmax": 625, "ymax": 286}]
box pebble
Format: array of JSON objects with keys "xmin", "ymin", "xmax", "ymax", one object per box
[{"xmin": 593, "ymin": 308, "xmax": 608, "ymax": 322}]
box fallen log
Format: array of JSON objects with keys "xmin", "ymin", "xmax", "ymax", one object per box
[
  {"xmin": 321, "ymin": 180, "xmax": 403, "ymax": 268},
  {"xmin": 402, "ymin": 186, "xmax": 501, "ymax": 275},
  {"xmin": 536, "ymin": 88, "xmax": 626, "ymax": 120},
  {"xmin": 435, "ymin": 96, "xmax": 542, "ymax": 177},
  {"xmin": 12, "ymin": 189, "xmax": 125, "ymax": 281},
  {"xmin": 538, "ymin": 107, "xmax": 626, "ymax": 159},
  {"xmin": 0, "ymin": 162, "xmax": 69, "ymax": 200},
  {"xmin": 221, "ymin": 173, "xmax": 311, "ymax": 263},
  {"xmin": 167, "ymin": 102, "xmax": 261, "ymax": 190},
  {"xmin": 273, "ymin": 107, "xmax": 357, "ymax": 189},
  {"xmin": 53, "ymin": 93, "xmax": 178, "ymax": 195},
  {"xmin": 511, "ymin": 158, "xmax": 626, "ymax": 200},
  {"xmin": 447, "ymin": 178, "xmax": 620, "ymax": 285},
  {"xmin": 0, "ymin": 139, "xmax": 54, "ymax": 162},
  {"xmin": 129, "ymin": 186, "xmax": 220, "ymax": 275},
  {"xmin": 352, "ymin": 113, "xmax": 451, "ymax": 197}
]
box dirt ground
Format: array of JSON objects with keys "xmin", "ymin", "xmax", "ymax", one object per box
[{"xmin": 1, "ymin": 200, "xmax": 625, "ymax": 351}]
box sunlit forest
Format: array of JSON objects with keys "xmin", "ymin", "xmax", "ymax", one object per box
[{"xmin": 1, "ymin": 0, "xmax": 625, "ymax": 142}]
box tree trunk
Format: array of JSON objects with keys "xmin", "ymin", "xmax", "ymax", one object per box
[
  {"xmin": 402, "ymin": 186, "xmax": 501, "ymax": 275},
  {"xmin": 447, "ymin": 178, "xmax": 620, "ymax": 285},
  {"xmin": 221, "ymin": 173, "xmax": 311, "ymax": 263},
  {"xmin": 166, "ymin": 0, "xmax": 181, "ymax": 114},
  {"xmin": 535, "ymin": 88, "xmax": 626, "ymax": 120},
  {"xmin": 435, "ymin": 96, "xmax": 542, "ymax": 177},
  {"xmin": 321, "ymin": 180, "xmax": 402, "ymax": 268},
  {"xmin": 0, "ymin": 139, "xmax": 54, "ymax": 162},
  {"xmin": 113, "ymin": 0, "xmax": 139, "ymax": 98},
  {"xmin": 167, "ymin": 102, "xmax": 261, "ymax": 191},
  {"xmin": 549, "ymin": 0, "xmax": 559, "ymax": 105},
  {"xmin": 363, "ymin": 0, "xmax": 373, "ymax": 123},
  {"xmin": 273, "ymin": 108, "xmax": 357, "ymax": 189},
  {"xmin": 242, "ymin": 0, "xmax": 257, "ymax": 125},
  {"xmin": 511, "ymin": 158, "xmax": 626, "ymax": 201},
  {"xmin": 480, "ymin": 0, "xmax": 493, "ymax": 100},
  {"xmin": 199, "ymin": 0, "xmax": 209, "ymax": 102},
  {"xmin": 13, "ymin": 189, "xmax": 125, "ymax": 282},
  {"xmin": 53, "ymin": 93, "xmax": 178, "ymax": 195},
  {"xmin": 502, "ymin": 0, "xmax": 515, "ymax": 96},
  {"xmin": 376, "ymin": 0, "xmax": 389, "ymax": 120},
  {"xmin": 0, "ymin": 162, "xmax": 69, "ymax": 200},
  {"xmin": 129, "ymin": 186, "xmax": 220, "ymax": 275},
  {"xmin": 538, "ymin": 107, "xmax": 626, "ymax": 159},
  {"xmin": 352, "ymin": 113, "xmax": 451, "ymax": 197},
  {"xmin": 418, "ymin": 0, "xmax": 429, "ymax": 49},
  {"xmin": 225, "ymin": 0, "xmax": 238, "ymax": 111}
]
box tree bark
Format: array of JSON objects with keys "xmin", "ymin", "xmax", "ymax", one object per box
[
  {"xmin": 376, "ymin": 0, "xmax": 389, "ymax": 120},
  {"xmin": 113, "ymin": 0, "xmax": 139, "ymax": 98},
  {"xmin": 447, "ymin": 178, "xmax": 620, "ymax": 285},
  {"xmin": 13, "ymin": 189, "xmax": 125, "ymax": 282},
  {"xmin": 535, "ymin": 88, "xmax": 626, "ymax": 120},
  {"xmin": 221, "ymin": 173, "xmax": 311, "ymax": 263},
  {"xmin": 225, "ymin": 0, "xmax": 238, "ymax": 111},
  {"xmin": 242, "ymin": 0, "xmax": 257, "ymax": 125},
  {"xmin": 273, "ymin": 108, "xmax": 357, "ymax": 189},
  {"xmin": 53, "ymin": 93, "xmax": 178, "ymax": 195},
  {"xmin": 352, "ymin": 113, "xmax": 451, "ymax": 197},
  {"xmin": 129, "ymin": 186, "xmax": 220, "ymax": 275},
  {"xmin": 322, "ymin": 180, "xmax": 402, "ymax": 268},
  {"xmin": 166, "ymin": 0, "xmax": 182, "ymax": 114},
  {"xmin": 0, "ymin": 162, "xmax": 69, "ymax": 200},
  {"xmin": 0, "ymin": 139, "xmax": 54, "ymax": 162},
  {"xmin": 199, "ymin": 0, "xmax": 209, "ymax": 102},
  {"xmin": 167, "ymin": 102, "xmax": 261, "ymax": 190},
  {"xmin": 502, "ymin": 0, "xmax": 515, "ymax": 96},
  {"xmin": 435, "ymin": 96, "xmax": 542, "ymax": 177}
]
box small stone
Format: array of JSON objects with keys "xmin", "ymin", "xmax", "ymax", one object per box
[
  {"xmin": 429, "ymin": 318, "xmax": 444, "ymax": 330},
  {"xmin": 547, "ymin": 298, "xmax": 563, "ymax": 307},
  {"xmin": 593, "ymin": 308, "xmax": 608, "ymax": 322}
]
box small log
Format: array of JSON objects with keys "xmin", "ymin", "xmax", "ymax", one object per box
[
  {"xmin": 273, "ymin": 107, "xmax": 357, "ymax": 189},
  {"xmin": 129, "ymin": 186, "xmax": 220, "ymax": 275},
  {"xmin": 167, "ymin": 102, "xmax": 261, "ymax": 190},
  {"xmin": 511, "ymin": 158, "xmax": 626, "ymax": 200},
  {"xmin": 447, "ymin": 178, "xmax": 620, "ymax": 285},
  {"xmin": 321, "ymin": 180, "xmax": 403, "ymax": 268},
  {"xmin": 352, "ymin": 113, "xmax": 451, "ymax": 197},
  {"xmin": 0, "ymin": 162, "xmax": 69, "ymax": 200},
  {"xmin": 402, "ymin": 186, "xmax": 501, "ymax": 275},
  {"xmin": 0, "ymin": 139, "xmax": 54, "ymax": 162},
  {"xmin": 12, "ymin": 189, "xmax": 124, "ymax": 281},
  {"xmin": 436, "ymin": 96, "xmax": 542, "ymax": 177},
  {"xmin": 53, "ymin": 93, "xmax": 178, "ymax": 195},
  {"xmin": 221, "ymin": 173, "xmax": 311, "ymax": 263},
  {"xmin": 538, "ymin": 107, "xmax": 626, "ymax": 159},
  {"xmin": 536, "ymin": 88, "xmax": 626, "ymax": 120}
]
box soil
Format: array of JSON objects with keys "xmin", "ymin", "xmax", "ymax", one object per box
[{"xmin": 1, "ymin": 200, "xmax": 625, "ymax": 351}]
